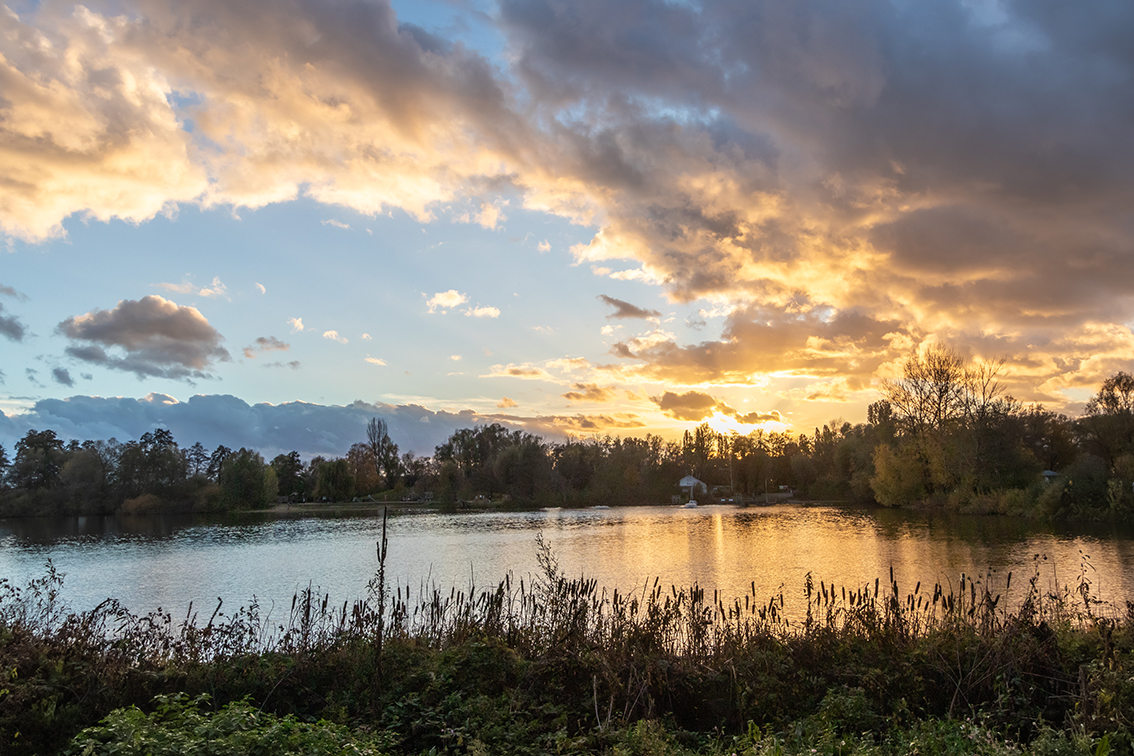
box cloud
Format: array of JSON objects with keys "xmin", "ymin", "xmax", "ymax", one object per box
[
  {"xmin": 0, "ymin": 393, "xmax": 566, "ymax": 458},
  {"xmin": 0, "ymin": 285, "xmax": 28, "ymax": 340},
  {"xmin": 242, "ymin": 336, "xmax": 289, "ymax": 358},
  {"xmin": 287, "ymin": 317, "xmax": 305, "ymax": 333},
  {"xmin": 156, "ymin": 277, "xmax": 228, "ymax": 299},
  {"xmin": 322, "ymin": 330, "xmax": 348, "ymax": 343},
  {"xmin": 497, "ymin": 397, "xmax": 517, "ymax": 408},
  {"xmin": 0, "ymin": 5, "xmax": 207, "ymax": 241},
  {"xmin": 538, "ymin": 240, "xmax": 550, "ymax": 253},
  {"xmin": 57, "ymin": 295, "xmax": 230, "ymax": 380},
  {"xmin": 546, "ymin": 356, "xmax": 591, "ymax": 372},
  {"xmin": 1, "ymin": 0, "xmax": 1132, "ymax": 407},
  {"xmin": 263, "ymin": 360, "xmax": 301, "ymax": 370},
  {"xmin": 426, "ymin": 290, "xmax": 469, "ymax": 313},
  {"xmin": 482, "ymin": 363, "xmax": 554, "ymax": 380},
  {"xmin": 652, "ymin": 390, "xmax": 720, "ymax": 422},
  {"xmin": 464, "ymin": 305, "xmax": 500, "ymax": 318},
  {"xmin": 562, "ymin": 382, "xmax": 615, "ymax": 403},
  {"xmin": 0, "ymin": 306, "xmax": 27, "ymax": 341},
  {"xmin": 255, "ymin": 283, "xmax": 266, "ymax": 294},
  {"xmin": 365, "ymin": 356, "xmax": 387, "ymax": 365},
  {"xmin": 322, "ymin": 219, "xmax": 351, "ymax": 230},
  {"xmin": 651, "ymin": 390, "xmax": 780, "ymax": 426},
  {"xmin": 612, "ymin": 307, "xmax": 902, "ymax": 385},
  {"xmin": 361, "ymin": 333, "xmax": 372, "ymax": 340},
  {"xmin": 474, "ymin": 202, "xmax": 504, "ymax": 229},
  {"xmin": 51, "ymin": 367, "xmax": 74, "ymax": 387},
  {"xmin": 520, "ymin": 413, "xmax": 647, "ymax": 435},
  {"xmin": 450, "ymin": 354, "xmax": 462, "ymax": 361},
  {"xmin": 597, "ymin": 295, "xmax": 661, "ymax": 320}
]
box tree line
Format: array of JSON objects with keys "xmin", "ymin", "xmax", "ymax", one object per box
[{"xmin": 2, "ymin": 349, "xmax": 1133, "ymax": 518}]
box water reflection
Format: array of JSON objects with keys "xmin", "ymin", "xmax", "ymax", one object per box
[{"xmin": 3, "ymin": 505, "xmax": 1134, "ymax": 622}]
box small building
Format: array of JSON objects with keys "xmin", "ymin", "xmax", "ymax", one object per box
[{"xmin": 677, "ymin": 475, "xmax": 707, "ymax": 495}]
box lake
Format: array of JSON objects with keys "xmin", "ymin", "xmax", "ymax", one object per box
[{"xmin": 3, "ymin": 504, "xmax": 1134, "ymax": 623}]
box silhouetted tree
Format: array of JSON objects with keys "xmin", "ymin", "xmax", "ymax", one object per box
[
  {"xmin": 207, "ymin": 445, "xmax": 232, "ymax": 481},
  {"xmin": 1078, "ymin": 371, "xmax": 1134, "ymax": 467},
  {"xmin": 271, "ymin": 451, "xmax": 304, "ymax": 499},
  {"xmin": 187, "ymin": 442, "xmax": 209, "ymax": 477},
  {"xmin": 11, "ymin": 430, "xmax": 65, "ymax": 490}
]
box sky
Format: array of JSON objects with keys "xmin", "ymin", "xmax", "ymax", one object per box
[{"xmin": 1, "ymin": 0, "xmax": 1133, "ymax": 459}]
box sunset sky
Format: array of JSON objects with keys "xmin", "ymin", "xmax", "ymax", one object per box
[{"xmin": 2, "ymin": 0, "xmax": 1132, "ymax": 458}]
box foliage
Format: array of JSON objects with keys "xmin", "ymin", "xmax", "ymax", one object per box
[
  {"xmin": 218, "ymin": 448, "xmax": 276, "ymax": 510},
  {"xmin": 65, "ymin": 694, "xmax": 395, "ymax": 755}
]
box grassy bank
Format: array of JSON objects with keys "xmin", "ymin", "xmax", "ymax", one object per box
[{"xmin": 2, "ymin": 532, "xmax": 1132, "ymax": 755}]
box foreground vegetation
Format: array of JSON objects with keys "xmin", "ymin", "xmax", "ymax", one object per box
[
  {"xmin": 2, "ymin": 532, "xmax": 1133, "ymax": 755},
  {"xmin": 4, "ymin": 351, "xmax": 1134, "ymax": 518}
]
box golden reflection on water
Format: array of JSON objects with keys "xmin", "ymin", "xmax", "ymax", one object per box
[{"xmin": 4, "ymin": 504, "xmax": 1134, "ymax": 621}]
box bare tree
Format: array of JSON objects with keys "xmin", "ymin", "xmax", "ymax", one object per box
[
  {"xmin": 366, "ymin": 417, "xmax": 401, "ymax": 487},
  {"xmin": 881, "ymin": 345, "xmax": 967, "ymax": 434}
]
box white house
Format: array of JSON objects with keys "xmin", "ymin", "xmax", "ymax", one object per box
[{"xmin": 677, "ymin": 475, "xmax": 707, "ymax": 495}]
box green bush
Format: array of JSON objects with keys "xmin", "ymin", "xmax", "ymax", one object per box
[{"xmin": 65, "ymin": 693, "xmax": 395, "ymax": 756}]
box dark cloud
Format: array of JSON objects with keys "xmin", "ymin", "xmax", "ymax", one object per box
[
  {"xmin": 52, "ymin": 367, "xmax": 74, "ymax": 387},
  {"xmin": 25, "ymin": 368, "xmax": 42, "ymax": 387},
  {"xmin": 0, "ymin": 306, "xmax": 26, "ymax": 341},
  {"xmin": 562, "ymin": 382, "xmax": 615, "ymax": 403},
  {"xmin": 263, "ymin": 360, "xmax": 302, "ymax": 370},
  {"xmin": 735, "ymin": 409, "xmax": 783, "ymax": 425},
  {"xmin": 57, "ymin": 296, "xmax": 230, "ymax": 380},
  {"xmin": 0, "ymin": 286, "xmax": 28, "ymax": 341},
  {"xmin": 243, "ymin": 336, "xmax": 290, "ymax": 358},
  {"xmin": 652, "ymin": 390, "xmax": 718, "ymax": 421},
  {"xmin": 513, "ymin": 413, "xmax": 646, "ymax": 434},
  {"xmin": 598, "ymin": 295, "xmax": 661, "ymax": 320},
  {"xmin": 500, "ymin": 0, "xmax": 1134, "ymax": 396},
  {"xmin": 652, "ymin": 389, "xmax": 781, "ymax": 426},
  {"xmin": 0, "ymin": 394, "xmax": 506, "ymax": 458},
  {"xmin": 0, "ymin": 394, "xmax": 656, "ymax": 457}
]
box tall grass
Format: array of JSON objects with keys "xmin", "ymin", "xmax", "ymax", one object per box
[{"xmin": 2, "ymin": 520, "xmax": 1132, "ymax": 754}]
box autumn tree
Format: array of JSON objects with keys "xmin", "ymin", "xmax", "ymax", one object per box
[{"xmin": 346, "ymin": 442, "xmax": 381, "ymax": 494}]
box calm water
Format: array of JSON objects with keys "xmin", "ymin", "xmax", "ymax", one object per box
[{"xmin": 3, "ymin": 504, "xmax": 1134, "ymax": 622}]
